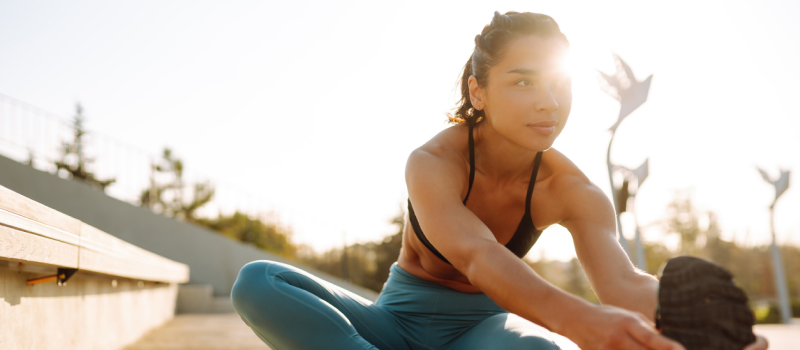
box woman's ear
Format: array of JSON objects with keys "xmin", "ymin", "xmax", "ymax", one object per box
[{"xmin": 468, "ymin": 76, "xmax": 484, "ymax": 110}]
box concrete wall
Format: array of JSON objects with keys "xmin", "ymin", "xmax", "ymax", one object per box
[
  {"xmin": 0, "ymin": 262, "xmax": 177, "ymax": 350},
  {"xmin": 176, "ymin": 284, "xmax": 236, "ymax": 314},
  {"xmin": 0, "ymin": 155, "xmax": 378, "ymax": 300}
]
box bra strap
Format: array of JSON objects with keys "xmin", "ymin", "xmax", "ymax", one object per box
[
  {"xmin": 524, "ymin": 152, "xmax": 544, "ymax": 215},
  {"xmin": 463, "ymin": 123, "xmax": 476, "ymax": 205}
]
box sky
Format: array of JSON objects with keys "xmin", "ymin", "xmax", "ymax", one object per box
[{"xmin": 1, "ymin": 0, "xmax": 799, "ymax": 261}]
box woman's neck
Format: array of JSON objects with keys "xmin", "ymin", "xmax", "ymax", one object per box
[{"xmin": 472, "ymin": 122, "xmax": 540, "ymax": 185}]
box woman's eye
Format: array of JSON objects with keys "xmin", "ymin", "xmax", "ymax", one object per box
[{"xmin": 515, "ymin": 79, "xmax": 531, "ymax": 86}]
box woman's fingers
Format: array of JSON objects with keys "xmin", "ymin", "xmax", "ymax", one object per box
[
  {"xmin": 614, "ymin": 333, "xmax": 650, "ymax": 350},
  {"xmin": 743, "ymin": 335, "xmax": 768, "ymax": 350},
  {"xmin": 627, "ymin": 319, "xmax": 686, "ymax": 350},
  {"xmin": 570, "ymin": 306, "xmax": 688, "ymax": 350}
]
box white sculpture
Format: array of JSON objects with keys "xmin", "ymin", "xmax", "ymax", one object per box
[
  {"xmin": 757, "ymin": 167, "xmax": 791, "ymax": 205},
  {"xmin": 613, "ymin": 159, "xmax": 650, "ymax": 269},
  {"xmin": 756, "ymin": 166, "xmax": 792, "ymax": 324},
  {"xmin": 598, "ymin": 54, "xmax": 654, "ymax": 133},
  {"xmin": 598, "ymin": 54, "xmax": 653, "ymax": 259}
]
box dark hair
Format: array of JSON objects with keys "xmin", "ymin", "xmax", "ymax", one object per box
[{"xmin": 448, "ymin": 11, "xmax": 569, "ymax": 125}]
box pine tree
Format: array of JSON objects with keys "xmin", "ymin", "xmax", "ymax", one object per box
[{"xmin": 54, "ymin": 103, "xmax": 115, "ymax": 190}]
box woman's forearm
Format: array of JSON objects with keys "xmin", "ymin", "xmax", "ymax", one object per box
[
  {"xmin": 597, "ymin": 270, "xmax": 659, "ymax": 322},
  {"xmin": 462, "ymin": 241, "xmax": 595, "ymax": 335}
]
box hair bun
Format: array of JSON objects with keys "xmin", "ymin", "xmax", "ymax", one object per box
[{"xmin": 491, "ymin": 11, "xmax": 513, "ymax": 30}]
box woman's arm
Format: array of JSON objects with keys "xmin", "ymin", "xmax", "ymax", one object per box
[
  {"xmin": 406, "ymin": 149, "xmax": 683, "ymax": 350},
  {"xmin": 557, "ymin": 174, "xmax": 659, "ymax": 319}
]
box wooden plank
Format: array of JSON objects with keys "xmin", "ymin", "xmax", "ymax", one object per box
[
  {"xmin": 0, "ymin": 185, "xmax": 81, "ymax": 236},
  {"xmin": 79, "ymin": 224, "xmax": 189, "ymax": 283},
  {"xmin": 0, "ymin": 225, "xmax": 79, "ymax": 268},
  {"xmin": 0, "ymin": 208, "xmax": 80, "ymax": 246},
  {"xmin": 79, "ymin": 248, "xmax": 188, "ymax": 283}
]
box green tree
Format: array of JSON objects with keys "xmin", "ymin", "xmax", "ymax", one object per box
[
  {"xmin": 54, "ymin": 103, "xmax": 115, "ymax": 190},
  {"xmin": 139, "ymin": 148, "xmax": 214, "ymax": 222},
  {"xmin": 664, "ymin": 190, "xmax": 703, "ymax": 256},
  {"xmin": 197, "ymin": 211, "xmax": 297, "ymax": 259},
  {"xmin": 642, "ymin": 240, "xmax": 673, "ymax": 275},
  {"xmin": 137, "ymin": 149, "xmax": 298, "ymax": 261},
  {"xmin": 301, "ymin": 206, "xmax": 405, "ymax": 292}
]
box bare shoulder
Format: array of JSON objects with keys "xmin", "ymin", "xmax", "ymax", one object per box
[
  {"xmin": 541, "ymin": 147, "xmax": 592, "ymax": 192},
  {"xmin": 542, "ymin": 148, "xmax": 614, "ymax": 225},
  {"xmin": 405, "ymin": 125, "xmax": 470, "ymax": 193}
]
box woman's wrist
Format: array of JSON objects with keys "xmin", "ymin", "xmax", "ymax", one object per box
[
  {"xmin": 544, "ymin": 291, "xmax": 596, "ymax": 336},
  {"xmin": 600, "ymin": 272, "xmax": 659, "ymax": 322}
]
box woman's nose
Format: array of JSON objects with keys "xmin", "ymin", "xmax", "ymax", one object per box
[{"xmin": 534, "ymin": 88, "xmax": 559, "ymax": 112}]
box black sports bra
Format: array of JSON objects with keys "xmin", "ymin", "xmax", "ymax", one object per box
[{"xmin": 407, "ymin": 123, "xmax": 544, "ymax": 265}]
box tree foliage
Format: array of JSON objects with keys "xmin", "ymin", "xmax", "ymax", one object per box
[
  {"xmin": 197, "ymin": 211, "xmax": 297, "ymax": 259},
  {"xmin": 139, "ymin": 148, "xmax": 214, "ymax": 222},
  {"xmin": 300, "ymin": 207, "xmax": 405, "ymax": 292},
  {"xmin": 664, "ymin": 190, "xmax": 703, "ymax": 256},
  {"xmin": 54, "ymin": 103, "xmax": 115, "ymax": 190},
  {"xmin": 135, "ymin": 148, "xmax": 298, "ymax": 258}
]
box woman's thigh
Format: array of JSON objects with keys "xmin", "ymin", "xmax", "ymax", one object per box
[
  {"xmin": 447, "ymin": 313, "xmax": 561, "ymax": 350},
  {"xmin": 231, "ymin": 260, "xmax": 409, "ymax": 350}
]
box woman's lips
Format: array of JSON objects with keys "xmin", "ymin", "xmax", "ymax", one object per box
[
  {"xmin": 528, "ymin": 121, "xmax": 557, "ymax": 135},
  {"xmin": 530, "ymin": 126, "xmax": 556, "ymax": 134}
]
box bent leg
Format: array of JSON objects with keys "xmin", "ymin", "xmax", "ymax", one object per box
[
  {"xmin": 231, "ymin": 260, "xmax": 407, "ymax": 350},
  {"xmin": 448, "ymin": 313, "xmax": 561, "ymax": 350}
]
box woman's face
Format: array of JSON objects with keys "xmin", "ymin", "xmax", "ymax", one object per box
[{"xmin": 471, "ymin": 35, "xmax": 572, "ymax": 152}]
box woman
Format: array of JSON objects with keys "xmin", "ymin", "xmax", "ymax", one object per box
[{"xmin": 232, "ymin": 11, "xmax": 767, "ymax": 350}]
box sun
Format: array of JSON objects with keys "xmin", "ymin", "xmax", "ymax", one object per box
[{"xmin": 560, "ymin": 50, "xmax": 578, "ymax": 80}]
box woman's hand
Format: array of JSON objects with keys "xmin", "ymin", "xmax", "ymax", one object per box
[
  {"xmin": 561, "ymin": 305, "xmax": 685, "ymax": 350},
  {"xmin": 743, "ymin": 335, "xmax": 768, "ymax": 350},
  {"xmin": 561, "ymin": 305, "xmax": 769, "ymax": 350}
]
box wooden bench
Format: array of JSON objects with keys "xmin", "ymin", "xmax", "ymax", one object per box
[{"xmin": 0, "ymin": 184, "xmax": 188, "ymax": 284}]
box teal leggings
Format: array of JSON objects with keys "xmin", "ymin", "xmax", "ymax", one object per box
[{"xmin": 231, "ymin": 260, "xmax": 560, "ymax": 350}]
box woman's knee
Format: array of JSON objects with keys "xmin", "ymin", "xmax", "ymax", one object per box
[
  {"xmin": 496, "ymin": 314, "xmax": 560, "ymax": 349},
  {"xmin": 231, "ymin": 260, "xmax": 282, "ymax": 316},
  {"xmin": 507, "ymin": 334, "xmax": 560, "ymax": 349},
  {"xmin": 458, "ymin": 313, "xmax": 560, "ymax": 350}
]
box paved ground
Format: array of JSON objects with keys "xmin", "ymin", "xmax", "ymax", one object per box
[
  {"xmin": 753, "ymin": 322, "xmax": 800, "ymax": 350},
  {"xmin": 124, "ymin": 314, "xmax": 269, "ymax": 350},
  {"xmin": 126, "ymin": 313, "xmax": 799, "ymax": 350}
]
